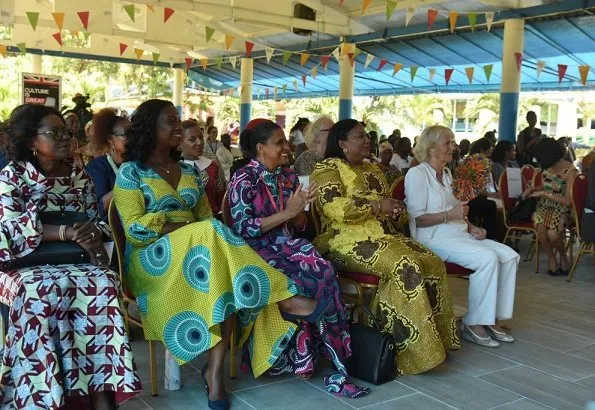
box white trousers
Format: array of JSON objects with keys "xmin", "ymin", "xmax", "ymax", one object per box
[{"xmin": 425, "ymin": 235, "xmax": 520, "ymax": 326}]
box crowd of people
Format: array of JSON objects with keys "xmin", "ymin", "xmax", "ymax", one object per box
[{"xmin": 0, "ymin": 99, "xmax": 593, "ymax": 410}]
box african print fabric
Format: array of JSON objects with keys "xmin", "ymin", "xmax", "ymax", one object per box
[{"xmin": 533, "ymin": 167, "xmax": 573, "ymax": 232}]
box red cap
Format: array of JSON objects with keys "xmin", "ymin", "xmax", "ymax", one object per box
[{"xmin": 245, "ymin": 118, "xmax": 273, "ymax": 130}]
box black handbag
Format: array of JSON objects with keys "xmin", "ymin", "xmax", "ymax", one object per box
[
  {"xmin": 345, "ymin": 305, "xmax": 396, "ymax": 385},
  {"xmin": 508, "ymin": 197, "xmax": 537, "ymax": 223},
  {"xmin": 7, "ymin": 211, "xmax": 91, "ymax": 269}
]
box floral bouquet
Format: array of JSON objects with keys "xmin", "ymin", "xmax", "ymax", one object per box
[{"xmin": 452, "ymin": 154, "xmax": 491, "ymax": 201}]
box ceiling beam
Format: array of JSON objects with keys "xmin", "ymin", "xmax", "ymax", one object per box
[
  {"xmin": 296, "ymin": 0, "xmax": 373, "ymax": 34},
  {"xmin": 351, "ymin": 0, "xmax": 446, "ymax": 17}
]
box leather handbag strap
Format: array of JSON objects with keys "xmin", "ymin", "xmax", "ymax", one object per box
[{"xmin": 349, "ymin": 304, "xmax": 382, "ymax": 330}]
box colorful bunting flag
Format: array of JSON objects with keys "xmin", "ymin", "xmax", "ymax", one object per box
[
  {"xmin": 185, "ymin": 57, "xmax": 193, "ymax": 70},
  {"xmin": 200, "ymin": 58, "xmax": 208, "ymax": 70},
  {"xmin": 362, "ymin": 0, "xmax": 372, "ymax": 14},
  {"xmin": 26, "ymin": 12, "xmax": 39, "ymax": 31},
  {"xmin": 332, "ymin": 48, "xmax": 341, "ymax": 61},
  {"xmin": 265, "ymin": 88, "xmax": 270, "ymax": 99},
  {"xmin": 302, "ymin": 74, "xmax": 307, "ymax": 87},
  {"xmin": 229, "ymin": 56, "xmax": 237, "ymax": 69},
  {"xmin": 536, "ymin": 60, "xmax": 545, "ymax": 78},
  {"xmin": 273, "ymin": 86, "xmax": 278, "ymax": 99},
  {"xmin": 52, "ymin": 12, "xmax": 65, "ymax": 30},
  {"xmin": 410, "ymin": 66, "xmax": 418, "ymax": 82},
  {"xmin": 346, "ymin": 52, "xmax": 355, "ymax": 67},
  {"xmin": 339, "ymin": 0, "xmax": 345, "ymax": 5},
  {"xmin": 77, "ymin": 11, "xmax": 90, "ymax": 30},
  {"xmin": 17, "ymin": 42, "xmax": 26, "ymax": 55},
  {"xmin": 152, "ymin": 53, "xmax": 159, "ymax": 64},
  {"xmin": 579, "ymin": 65, "xmax": 590, "ymax": 86},
  {"xmin": 282, "ymin": 84, "xmax": 288, "ymax": 94},
  {"xmin": 392, "ymin": 63, "xmax": 403, "ymax": 77},
  {"xmin": 445, "ymin": 68, "xmax": 454, "ymax": 85},
  {"xmin": 300, "ymin": 53, "xmax": 310, "ymax": 66},
  {"xmin": 312, "ymin": 66, "xmax": 318, "ymax": 79},
  {"xmin": 465, "ymin": 67, "xmax": 474, "ymax": 84},
  {"xmin": 123, "ymin": 4, "xmax": 135, "ymax": 22},
  {"xmin": 265, "ymin": 47, "xmax": 274, "ymax": 63},
  {"xmin": 164, "ymin": 7, "xmax": 175, "ymax": 23},
  {"xmin": 147, "ymin": 5, "xmax": 155, "ymax": 13},
  {"xmin": 282, "ymin": 51, "xmax": 292, "ymax": 65},
  {"xmin": 514, "ymin": 52, "xmax": 522, "ymax": 72},
  {"xmin": 483, "ymin": 64, "xmax": 493, "ymax": 82},
  {"xmin": 206, "ymin": 26, "xmax": 215, "ymax": 43},
  {"xmin": 428, "ymin": 9, "xmax": 438, "ymax": 30},
  {"xmin": 134, "ymin": 48, "xmax": 144, "ymax": 61},
  {"xmin": 377, "ymin": 59, "xmax": 388, "ymax": 71},
  {"xmin": 428, "ymin": 68, "xmax": 436, "ymax": 81},
  {"xmin": 0, "ymin": 45, "xmax": 6, "ymax": 58},
  {"xmin": 557, "ymin": 64, "xmax": 568, "ymax": 83},
  {"xmin": 292, "ymin": 80, "xmax": 298, "ymax": 92},
  {"xmin": 52, "ymin": 32, "xmax": 63, "ymax": 46},
  {"xmin": 216, "ymin": 57, "xmax": 223, "ymax": 69},
  {"xmin": 245, "ymin": 41, "xmax": 254, "ymax": 57},
  {"xmin": 354, "ymin": 47, "xmax": 362, "ymax": 57},
  {"xmin": 364, "ymin": 53, "xmax": 374, "ymax": 68},
  {"xmin": 468, "ymin": 13, "xmax": 477, "ymax": 31},
  {"xmin": 386, "ymin": 0, "xmax": 397, "ymax": 20},
  {"xmin": 119, "ymin": 43, "xmax": 128, "ymax": 55},
  {"xmin": 485, "ymin": 12, "xmax": 495, "ymax": 32},
  {"xmin": 448, "ymin": 11, "xmax": 458, "ymax": 33},
  {"xmin": 406, "ymin": 8, "xmax": 415, "ymax": 27},
  {"xmin": 225, "ymin": 35, "xmax": 235, "ymax": 50},
  {"xmin": 321, "ymin": 55, "xmax": 331, "ymax": 70}
]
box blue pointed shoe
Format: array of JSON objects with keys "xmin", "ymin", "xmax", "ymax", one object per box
[{"xmin": 201, "ymin": 364, "xmax": 230, "ymax": 410}]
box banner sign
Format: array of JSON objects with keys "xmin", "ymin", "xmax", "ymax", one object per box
[{"xmin": 21, "ymin": 73, "xmax": 62, "ymax": 109}]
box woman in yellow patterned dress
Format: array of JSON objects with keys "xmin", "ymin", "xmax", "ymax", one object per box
[
  {"xmin": 113, "ymin": 100, "xmax": 321, "ymax": 410},
  {"xmin": 310, "ymin": 119, "xmax": 460, "ymax": 376}
]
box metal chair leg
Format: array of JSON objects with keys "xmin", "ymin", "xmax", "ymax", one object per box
[
  {"xmin": 149, "ymin": 340, "xmax": 159, "ymax": 396},
  {"xmin": 567, "ymin": 244, "xmax": 585, "ymax": 283},
  {"xmin": 229, "ymin": 317, "xmax": 237, "ymax": 379}
]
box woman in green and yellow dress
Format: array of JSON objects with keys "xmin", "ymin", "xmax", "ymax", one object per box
[
  {"xmin": 310, "ymin": 119, "xmax": 460, "ymax": 376},
  {"xmin": 113, "ymin": 100, "xmax": 321, "ymax": 410}
]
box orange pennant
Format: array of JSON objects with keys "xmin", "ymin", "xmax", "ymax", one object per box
[
  {"xmin": 164, "ymin": 7, "xmax": 175, "ymax": 23},
  {"xmin": 200, "ymin": 58, "xmax": 208, "ymax": 70},
  {"xmin": 448, "ymin": 11, "xmax": 458, "ymax": 33},
  {"xmin": 579, "ymin": 65, "xmax": 590, "ymax": 86},
  {"xmin": 134, "ymin": 48, "xmax": 144, "ymax": 61},
  {"xmin": 147, "ymin": 5, "xmax": 155, "ymax": 12},
  {"xmin": 300, "ymin": 53, "xmax": 310, "ymax": 66},
  {"xmin": 428, "ymin": 9, "xmax": 438, "ymax": 30},
  {"xmin": 225, "ymin": 34, "xmax": 235, "ymax": 50},
  {"xmin": 0, "ymin": 45, "xmax": 7, "ymax": 57},
  {"xmin": 392, "ymin": 63, "xmax": 403, "ymax": 76},
  {"xmin": 362, "ymin": 0, "xmax": 373, "ymax": 14},
  {"xmin": 52, "ymin": 12, "xmax": 65, "ymax": 30},
  {"xmin": 465, "ymin": 67, "xmax": 474, "ymax": 84}
]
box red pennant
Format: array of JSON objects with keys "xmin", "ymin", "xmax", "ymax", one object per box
[
  {"xmin": 428, "ymin": 9, "xmax": 438, "ymax": 30},
  {"xmin": 557, "ymin": 64, "xmax": 568, "ymax": 83},
  {"xmin": 245, "ymin": 41, "xmax": 254, "ymax": 57},
  {"xmin": 514, "ymin": 52, "xmax": 523, "ymax": 72},
  {"xmin": 346, "ymin": 52, "xmax": 355, "ymax": 67},
  {"xmin": 77, "ymin": 11, "xmax": 89, "ymax": 30},
  {"xmin": 339, "ymin": 0, "xmax": 345, "ymax": 5},
  {"xmin": 52, "ymin": 32, "xmax": 62, "ymax": 46},
  {"xmin": 164, "ymin": 7, "xmax": 175, "ymax": 23},
  {"xmin": 265, "ymin": 88, "xmax": 270, "ymax": 98},
  {"xmin": 119, "ymin": 43, "xmax": 128, "ymax": 56},
  {"xmin": 321, "ymin": 55, "xmax": 331, "ymax": 70},
  {"xmin": 185, "ymin": 57, "xmax": 193, "ymax": 71},
  {"xmin": 302, "ymin": 74, "xmax": 307, "ymax": 87},
  {"xmin": 377, "ymin": 59, "xmax": 388, "ymax": 71},
  {"xmin": 445, "ymin": 68, "xmax": 454, "ymax": 85}
]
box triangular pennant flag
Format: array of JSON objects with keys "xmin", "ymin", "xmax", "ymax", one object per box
[
  {"xmin": 147, "ymin": 5, "xmax": 155, "ymax": 12},
  {"xmin": 265, "ymin": 47, "xmax": 274, "ymax": 63},
  {"xmin": 312, "ymin": 66, "xmax": 318, "ymax": 79},
  {"xmin": 340, "ymin": 0, "xmax": 345, "ymax": 5},
  {"xmin": 26, "ymin": 12, "xmax": 39, "ymax": 31},
  {"xmin": 52, "ymin": 12, "xmax": 65, "ymax": 30},
  {"xmin": 483, "ymin": 64, "xmax": 493, "ymax": 82},
  {"xmin": 273, "ymin": 87, "xmax": 278, "ymax": 99},
  {"xmin": 282, "ymin": 51, "xmax": 292, "ymax": 65},
  {"xmin": 364, "ymin": 53, "xmax": 374, "ymax": 68},
  {"xmin": 353, "ymin": 47, "xmax": 362, "ymax": 58},
  {"xmin": 119, "ymin": 43, "xmax": 128, "ymax": 55},
  {"xmin": 205, "ymin": 26, "xmax": 215, "ymax": 43},
  {"xmin": 229, "ymin": 56, "xmax": 237, "ymax": 69},
  {"xmin": 185, "ymin": 57, "xmax": 193, "ymax": 70},
  {"xmin": 386, "ymin": 0, "xmax": 397, "ymax": 20},
  {"xmin": 200, "ymin": 58, "xmax": 208, "ymax": 70},
  {"xmin": 377, "ymin": 59, "xmax": 388, "ymax": 71},
  {"xmin": 83, "ymin": 31, "xmax": 91, "ymax": 42},
  {"xmin": 332, "ymin": 48, "xmax": 341, "ymax": 61},
  {"xmin": 428, "ymin": 9, "xmax": 438, "ymax": 30},
  {"xmin": 265, "ymin": 88, "xmax": 270, "ymax": 99},
  {"xmin": 346, "ymin": 52, "xmax": 355, "ymax": 67},
  {"xmin": 321, "ymin": 55, "xmax": 331, "ymax": 70},
  {"xmin": 410, "ymin": 66, "xmax": 418, "ymax": 82},
  {"xmin": 514, "ymin": 52, "xmax": 522, "ymax": 72},
  {"xmin": 579, "ymin": 65, "xmax": 590, "ymax": 86},
  {"xmin": 445, "ymin": 68, "xmax": 454, "ymax": 85},
  {"xmin": 293, "ymin": 80, "xmax": 298, "ymax": 92},
  {"xmin": 392, "ymin": 63, "xmax": 403, "ymax": 76},
  {"xmin": 300, "ymin": 53, "xmax": 310, "ymax": 66},
  {"xmin": 123, "ymin": 4, "xmax": 135, "ymax": 22},
  {"xmin": 282, "ymin": 84, "xmax": 287, "ymax": 94},
  {"xmin": 428, "ymin": 68, "xmax": 436, "ymax": 81},
  {"xmin": 216, "ymin": 57, "xmax": 223, "ymax": 69},
  {"xmin": 152, "ymin": 52, "xmax": 160, "ymax": 64},
  {"xmin": 134, "ymin": 48, "xmax": 144, "ymax": 61},
  {"xmin": 164, "ymin": 7, "xmax": 175, "ymax": 23},
  {"xmin": 245, "ymin": 41, "xmax": 254, "ymax": 57},
  {"xmin": 77, "ymin": 12, "xmax": 90, "ymax": 30},
  {"xmin": 536, "ymin": 60, "xmax": 546, "ymax": 78},
  {"xmin": 17, "ymin": 42, "xmax": 26, "ymax": 55},
  {"xmin": 52, "ymin": 32, "xmax": 63, "ymax": 46},
  {"xmin": 225, "ymin": 34, "xmax": 235, "ymax": 50},
  {"xmin": 468, "ymin": 13, "xmax": 477, "ymax": 32},
  {"xmin": 465, "ymin": 67, "xmax": 474, "ymax": 84},
  {"xmin": 341, "ymin": 43, "xmax": 349, "ymax": 55},
  {"xmin": 448, "ymin": 11, "xmax": 458, "ymax": 33},
  {"xmin": 0, "ymin": 45, "xmax": 6, "ymax": 58},
  {"xmin": 406, "ymin": 8, "xmax": 415, "ymax": 27},
  {"xmin": 557, "ymin": 64, "xmax": 568, "ymax": 83},
  {"xmin": 302, "ymin": 74, "xmax": 307, "ymax": 87},
  {"xmin": 362, "ymin": 0, "xmax": 373, "ymax": 14},
  {"xmin": 485, "ymin": 12, "xmax": 495, "ymax": 32}
]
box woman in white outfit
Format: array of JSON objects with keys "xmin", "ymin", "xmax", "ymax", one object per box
[{"xmin": 404, "ymin": 125, "xmax": 519, "ymax": 348}]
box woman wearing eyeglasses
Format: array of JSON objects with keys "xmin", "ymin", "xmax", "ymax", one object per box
[
  {"xmin": 86, "ymin": 108, "xmax": 131, "ymax": 220},
  {"xmin": 0, "ymin": 104, "xmax": 141, "ymax": 409}
]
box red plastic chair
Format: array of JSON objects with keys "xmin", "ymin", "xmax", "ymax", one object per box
[
  {"xmin": 521, "ymin": 165, "xmax": 536, "ymax": 191},
  {"xmin": 390, "ymin": 176, "xmax": 405, "ymax": 201},
  {"xmin": 567, "ymin": 174, "xmax": 593, "ymax": 282}
]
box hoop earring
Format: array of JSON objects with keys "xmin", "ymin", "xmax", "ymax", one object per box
[
  {"xmin": 32, "ymin": 148, "xmax": 38, "ymax": 157},
  {"xmin": 343, "ymin": 148, "xmax": 348, "ymax": 154}
]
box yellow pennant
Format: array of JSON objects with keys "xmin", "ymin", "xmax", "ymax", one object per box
[
  {"xmin": 200, "ymin": 58, "xmax": 208, "ymax": 70},
  {"xmin": 465, "ymin": 67, "xmax": 474, "ymax": 84},
  {"xmin": 134, "ymin": 48, "xmax": 144, "ymax": 61},
  {"xmin": 579, "ymin": 65, "xmax": 590, "ymax": 86},
  {"xmin": 392, "ymin": 63, "xmax": 403, "ymax": 76},
  {"xmin": 362, "ymin": 0, "xmax": 373, "ymax": 14},
  {"xmin": 0, "ymin": 45, "xmax": 6, "ymax": 57},
  {"xmin": 312, "ymin": 66, "xmax": 317, "ymax": 80},
  {"xmin": 147, "ymin": 5, "xmax": 155, "ymax": 12},
  {"xmin": 448, "ymin": 11, "xmax": 458, "ymax": 33},
  {"xmin": 300, "ymin": 53, "xmax": 310, "ymax": 66},
  {"xmin": 225, "ymin": 34, "xmax": 235, "ymax": 50},
  {"xmin": 51, "ymin": 12, "xmax": 65, "ymax": 30}
]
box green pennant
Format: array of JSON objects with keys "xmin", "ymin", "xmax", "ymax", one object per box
[
  {"xmin": 483, "ymin": 64, "xmax": 493, "ymax": 82},
  {"xmin": 152, "ymin": 53, "xmax": 160, "ymax": 64},
  {"xmin": 216, "ymin": 56, "xmax": 223, "ymax": 69},
  {"xmin": 26, "ymin": 12, "xmax": 39, "ymax": 31},
  {"xmin": 386, "ymin": 1, "xmax": 397, "ymax": 20},
  {"xmin": 205, "ymin": 26, "xmax": 215, "ymax": 43},
  {"xmin": 17, "ymin": 42, "xmax": 26, "ymax": 55},
  {"xmin": 83, "ymin": 31, "xmax": 91, "ymax": 42},
  {"xmin": 410, "ymin": 66, "xmax": 418, "ymax": 82},
  {"xmin": 468, "ymin": 12, "xmax": 477, "ymax": 31},
  {"xmin": 123, "ymin": 4, "xmax": 135, "ymax": 22},
  {"xmin": 282, "ymin": 51, "xmax": 292, "ymax": 65},
  {"xmin": 282, "ymin": 83, "xmax": 287, "ymax": 94},
  {"xmin": 353, "ymin": 47, "xmax": 362, "ymax": 57}
]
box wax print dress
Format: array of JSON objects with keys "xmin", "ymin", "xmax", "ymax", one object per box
[
  {"xmin": 0, "ymin": 160, "xmax": 141, "ymax": 409},
  {"xmin": 311, "ymin": 158, "xmax": 460, "ymax": 376},
  {"xmin": 113, "ymin": 161, "xmax": 299, "ymax": 377},
  {"xmin": 228, "ymin": 160, "xmax": 366, "ymax": 397},
  {"xmin": 533, "ymin": 167, "xmax": 573, "ymax": 232}
]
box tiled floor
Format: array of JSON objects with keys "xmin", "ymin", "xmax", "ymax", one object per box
[{"xmin": 121, "ymin": 244, "xmax": 595, "ymax": 410}]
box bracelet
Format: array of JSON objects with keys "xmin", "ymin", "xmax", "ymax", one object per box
[
  {"xmin": 59, "ymin": 225, "xmax": 67, "ymax": 241},
  {"xmin": 443, "ymin": 211, "xmax": 448, "ymax": 224}
]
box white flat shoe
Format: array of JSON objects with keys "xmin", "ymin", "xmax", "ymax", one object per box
[
  {"xmin": 462, "ymin": 324, "xmax": 500, "ymax": 348},
  {"xmin": 485, "ymin": 326, "xmax": 514, "ymax": 343}
]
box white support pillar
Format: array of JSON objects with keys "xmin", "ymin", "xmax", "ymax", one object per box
[
  {"xmin": 240, "ymin": 58, "xmax": 253, "ymax": 132},
  {"xmin": 173, "ymin": 68, "xmax": 184, "ymax": 117},
  {"xmin": 31, "ymin": 54, "xmax": 42, "ymax": 73},
  {"xmin": 498, "ymin": 19, "xmax": 524, "ymax": 142},
  {"xmin": 338, "ymin": 43, "xmax": 355, "ymax": 120}
]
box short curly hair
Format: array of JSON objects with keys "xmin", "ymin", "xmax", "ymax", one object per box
[
  {"xmin": 6, "ymin": 104, "xmax": 64, "ymax": 162},
  {"xmin": 413, "ymin": 125, "xmax": 454, "ymax": 164},
  {"xmin": 92, "ymin": 108, "xmax": 125, "ymax": 151},
  {"xmin": 124, "ymin": 99, "xmax": 179, "ymax": 163}
]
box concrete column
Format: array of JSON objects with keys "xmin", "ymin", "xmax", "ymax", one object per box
[
  {"xmin": 338, "ymin": 43, "xmax": 355, "ymax": 120},
  {"xmin": 31, "ymin": 54, "xmax": 42, "ymax": 73},
  {"xmin": 498, "ymin": 19, "xmax": 524, "ymax": 142},
  {"xmin": 173, "ymin": 68, "xmax": 184, "ymax": 116},
  {"xmin": 240, "ymin": 58, "xmax": 253, "ymax": 132}
]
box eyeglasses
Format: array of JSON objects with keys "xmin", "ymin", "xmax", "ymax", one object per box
[
  {"xmin": 112, "ymin": 132, "xmax": 128, "ymax": 140},
  {"xmin": 319, "ymin": 128, "xmax": 330, "ymax": 132},
  {"xmin": 37, "ymin": 128, "xmax": 72, "ymax": 141}
]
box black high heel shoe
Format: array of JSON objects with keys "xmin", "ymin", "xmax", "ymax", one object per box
[
  {"xmin": 201, "ymin": 364, "xmax": 230, "ymax": 410},
  {"xmin": 281, "ymin": 298, "xmax": 331, "ymax": 324}
]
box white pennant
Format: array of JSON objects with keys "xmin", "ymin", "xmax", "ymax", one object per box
[
  {"xmin": 257, "ymin": 88, "xmax": 261, "ymax": 99},
  {"xmin": 364, "ymin": 53, "xmax": 375, "ymax": 68},
  {"xmin": 332, "ymin": 47, "xmax": 341, "ymax": 61},
  {"xmin": 536, "ymin": 60, "xmax": 546, "ymax": 78},
  {"xmin": 293, "ymin": 79, "xmax": 299, "ymax": 92},
  {"xmin": 229, "ymin": 56, "xmax": 237, "ymax": 69},
  {"xmin": 238, "ymin": 86, "xmax": 242, "ymax": 96},
  {"xmin": 406, "ymin": 8, "xmax": 415, "ymax": 27},
  {"xmin": 265, "ymin": 47, "xmax": 274, "ymax": 63},
  {"xmin": 485, "ymin": 12, "xmax": 495, "ymax": 32},
  {"xmin": 273, "ymin": 86, "xmax": 278, "ymax": 99},
  {"xmin": 428, "ymin": 68, "xmax": 436, "ymax": 82}
]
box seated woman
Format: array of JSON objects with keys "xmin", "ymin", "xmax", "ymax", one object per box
[
  {"xmin": 293, "ymin": 115, "xmax": 333, "ymax": 176},
  {"xmin": 113, "ymin": 100, "xmax": 322, "ymax": 410},
  {"xmin": 0, "ymin": 104, "xmax": 141, "ymax": 409},
  {"xmin": 310, "ymin": 119, "xmax": 460, "ymax": 376},
  {"xmin": 86, "ymin": 108, "xmax": 130, "ymax": 220},
  {"xmin": 491, "ymin": 140, "xmax": 518, "ymax": 187},
  {"xmin": 526, "ymin": 138, "xmax": 578, "ymax": 276},
  {"xmin": 405, "ymin": 125, "xmax": 519, "ymax": 348},
  {"xmin": 180, "ymin": 120, "xmax": 226, "ymax": 215},
  {"xmin": 376, "ymin": 142, "xmax": 402, "ymax": 186},
  {"xmin": 216, "ymin": 133, "xmax": 242, "ymax": 181}
]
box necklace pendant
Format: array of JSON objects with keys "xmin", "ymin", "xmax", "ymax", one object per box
[{"xmin": 166, "ymin": 170, "xmax": 171, "ymax": 174}]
